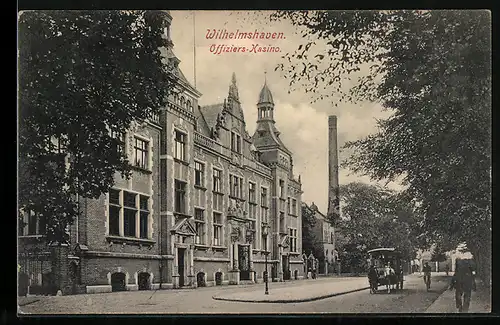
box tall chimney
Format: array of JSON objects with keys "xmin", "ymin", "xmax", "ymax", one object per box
[{"xmin": 327, "ymin": 115, "xmax": 340, "ymax": 223}]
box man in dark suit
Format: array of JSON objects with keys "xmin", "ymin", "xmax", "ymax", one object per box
[{"xmin": 449, "ymin": 259, "xmax": 477, "ymax": 313}]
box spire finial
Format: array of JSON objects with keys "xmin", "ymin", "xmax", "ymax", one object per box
[
  {"xmin": 232, "ymin": 72, "xmax": 237, "ymax": 85},
  {"xmin": 264, "ymin": 70, "xmax": 267, "ymax": 85}
]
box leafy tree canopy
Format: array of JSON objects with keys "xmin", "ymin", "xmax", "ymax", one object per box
[
  {"xmin": 18, "ymin": 10, "xmax": 176, "ymax": 243},
  {"xmin": 271, "ymin": 10, "xmax": 491, "ymax": 283},
  {"xmin": 336, "ymin": 182, "xmax": 419, "ymax": 273}
]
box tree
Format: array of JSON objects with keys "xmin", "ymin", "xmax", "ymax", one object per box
[
  {"xmin": 18, "ymin": 10, "xmax": 176, "ymax": 243},
  {"xmin": 301, "ymin": 203, "xmax": 325, "ymax": 261},
  {"xmin": 271, "ymin": 10, "xmax": 491, "ymax": 284},
  {"xmin": 336, "ymin": 182, "xmax": 419, "ymax": 273}
]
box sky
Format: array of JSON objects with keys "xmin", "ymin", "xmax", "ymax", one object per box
[{"xmin": 170, "ymin": 11, "xmax": 402, "ymax": 213}]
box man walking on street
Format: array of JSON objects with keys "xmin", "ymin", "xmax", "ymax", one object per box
[
  {"xmin": 449, "ymin": 259, "xmax": 477, "ymax": 313},
  {"xmin": 423, "ymin": 262, "xmax": 432, "ymax": 290}
]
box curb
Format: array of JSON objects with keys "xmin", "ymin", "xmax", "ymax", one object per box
[{"xmin": 212, "ymin": 286, "xmax": 371, "ymax": 304}]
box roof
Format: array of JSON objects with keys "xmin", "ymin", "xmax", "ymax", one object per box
[
  {"xmin": 199, "ymin": 103, "xmax": 224, "ymax": 130},
  {"xmin": 252, "ymin": 121, "xmax": 292, "ymax": 155},
  {"xmin": 258, "ymin": 82, "xmax": 274, "ymax": 105},
  {"xmin": 194, "ymin": 106, "xmax": 212, "ymax": 137}
]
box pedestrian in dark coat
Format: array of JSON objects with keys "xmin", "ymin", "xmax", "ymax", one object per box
[
  {"xmin": 449, "ymin": 259, "xmax": 477, "ymax": 313},
  {"xmin": 368, "ymin": 265, "xmax": 378, "ymax": 293}
]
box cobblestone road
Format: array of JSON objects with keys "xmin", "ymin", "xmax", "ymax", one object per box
[{"xmin": 19, "ymin": 275, "xmax": 451, "ymax": 314}]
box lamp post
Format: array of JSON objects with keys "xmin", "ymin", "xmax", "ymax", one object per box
[{"xmin": 263, "ymin": 225, "xmax": 269, "ymax": 295}]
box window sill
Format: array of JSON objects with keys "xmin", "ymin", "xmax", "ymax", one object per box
[
  {"xmin": 289, "ymin": 252, "xmax": 301, "ymax": 256},
  {"xmin": 174, "ymin": 212, "xmax": 192, "ymax": 219},
  {"xmin": 212, "ymin": 246, "xmax": 227, "ymax": 251},
  {"xmin": 212, "ymin": 191, "xmax": 224, "ymax": 196},
  {"xmin": 131, "ymin": 165, "xmax": 153, "ymax": 174},
  {"xmin": 106, "ymin": 236, "xmax": 155, "ymax": 246},
  {"xmin": 261, "ymin": 205, "xmax": 269, "ymax": 209},
  {"xmin": 174, "ymin": 158, "xmax": 190, "ymax": 166},
  {"xmin": 194, "ymin": 244, "xmax": 210, "ymax": 250},
  {"xmin": 229, "ymin": 195, "xmax": 245, "ymax": 202},
  {"xmin": 194, "ymin": 185, "xmax": 207, "ymax": 191}
]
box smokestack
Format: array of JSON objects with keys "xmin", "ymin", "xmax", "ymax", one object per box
[{"xmin": 327, "ymin": 115, "xmax": 340, "ymax": 223}]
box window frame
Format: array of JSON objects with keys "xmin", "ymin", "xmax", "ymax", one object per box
[
  {"xmin": 194, "ymin": 161, "xmax": 205, "ymax": 188},
  {"xmin": 174, "ymin": 179, "xmax": 187, "ymax": 214},
  {"xmin": 133, "ymin": 136, "xmax": 149, "ymax": 170},
  {"xmin": 174, "ymin": 130, "xmax": 187, "ymax": 162}
]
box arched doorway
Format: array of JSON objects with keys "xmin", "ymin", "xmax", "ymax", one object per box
[
  {"xmin": 196, "ymin": 272, "xmax": 206, "ymax": 287},
  {"xmin": 215, "ymin": 272, "xmax": 223, "ymax": 286},
  {"xmin": 111, "ymin": 272, "xmax": 126, "ymax": 292},
  {"xmin": 138, "ymin": 272, "xmax": 150, "ymax": 290}
]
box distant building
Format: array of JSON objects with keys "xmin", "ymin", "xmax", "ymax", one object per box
[{"xmin": 302, "ymin": 202, "xmax": 337, "ymax": 274}]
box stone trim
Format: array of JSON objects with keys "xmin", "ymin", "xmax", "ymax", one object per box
[{"xmin": 84, "ymin": 251, "xmax": 174, "ymax": 260}]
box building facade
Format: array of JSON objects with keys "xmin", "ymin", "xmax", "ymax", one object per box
[
  {"xmin": 18, "ymin": 11, "xmax": 304, "ymax": 295},
  {"xmin": 302, "ymin": 202, "xmax": 337, "ymax": 274}
]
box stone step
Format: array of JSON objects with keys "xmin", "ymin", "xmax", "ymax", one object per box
[{"xmin": 238, "ymin": 280, "xmax": 255, "ymax": 285}]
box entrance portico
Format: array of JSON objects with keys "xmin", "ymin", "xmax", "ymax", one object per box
[
  {"xmin": 227, "ymin": 199, "xmax": 255, "ymax": 285},
  {"xmin": 171, "ymin": 218, "xmax": 197, "ymax": 288}
]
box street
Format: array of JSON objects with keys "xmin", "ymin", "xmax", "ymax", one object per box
[{"xmin": 19, "ymin": 274, "xmax": 452, "ymax": 314}]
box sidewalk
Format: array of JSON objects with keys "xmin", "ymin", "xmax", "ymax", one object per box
[
  {"xmin": 212, "ymin": 277, "xmax": 370, "ymax": 303},
  {"xmin": 425, "ymin": 281, "xmax": 491, "ymax": 313},
  {"xmin": 18, "ymin": 296, "xmax": 41, "ymax": 306}
]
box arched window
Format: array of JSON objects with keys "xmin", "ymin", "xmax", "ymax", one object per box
[
  {"xmin": 173, "ymin": 93, "xmax": 179, "ymax": 105},
  {"xmin": 187, "ymin": 100, "xmax": 193, "ymax": 112},
  {"xmin": 180, "ymin": 97, "xmax": 186, "ymax": 109}
]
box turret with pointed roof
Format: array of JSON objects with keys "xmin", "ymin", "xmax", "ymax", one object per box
[{"xmin": 252, "ymin": 74, "xmax": 291, "ymax": 155}]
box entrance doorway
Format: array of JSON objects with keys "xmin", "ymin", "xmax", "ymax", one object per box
[
  {"xmin": 282, "ymin": 255, "xmax": 291, "ymax": 280},
  {"xmin": 178, "ymin": 248, "xmax": 186, "ymax": 287},
  {"xmin": 111, "ymin": 272, "xmax": 126, "ymax": 292},
  {"xmin": 238, "ymin": 245, "xmax": 251, "ymax": 280},
  {"xmin": 138, "ymin": 272, "xmax": 150, "ymax": 290}
]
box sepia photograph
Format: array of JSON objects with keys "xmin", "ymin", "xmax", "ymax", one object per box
[{"xmin": 17, "ymin": 9, "xmax": 491, "ymax": 315}]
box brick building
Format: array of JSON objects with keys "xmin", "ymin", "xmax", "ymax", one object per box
[
  {"xmin": 18, "ymin": 11, "xmax": 304, "ymax": 295},
  {"xmin": 302, "ymin": 202, "xmax": 337, "ymax": 274}
]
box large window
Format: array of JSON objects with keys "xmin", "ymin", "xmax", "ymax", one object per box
[
  {"xmin": 248, "ymin": 182, "xmax": 256, "ymax": 203},
  {"xmin": 262, "ymin": 233, "xmax": 267, "ymax": 252},
  {"xmin": 249, "ymin": 220, "xmax": 257, "ymax": 249},
  {"xmin": 134, "ymin": 137, "xmax": 149, "ymax": 169},
  {"xmin": 139, "ymin": 195, "xmax": 149, "ymax": 239},
  {"xmin": 289, "ymin": 228, "xmax": 297, "ymax": 253},
  {"xmin": 124, "ymin": 192, "xmax": 137, "ymax": 237},
  {"xmin": 194, "ymin": 161, "xmax": 205, "ymax": 187},
  {"xmin": 109, "ymin": 189, "xmax": 121, "ymax": 236},
  {"xmin": 108, "ymin": 189, "xmax": 150, "ymax": 239},
  {"xmin": 279, "ymin": 212, "xmax": 285, "ymax": 233},
  {"xmin": 292, "ymin": 198, "xmax": 297, "ymax": 216},
  {"xmin": 231, "ymin": 131, "xmax": 241, "ymax": 153},
  {"xmin": 229, "ymin": 175, "xmax": 243, "ymax": 199},
  {"xmin": 19, "ymin": 210, "xmax": 46, "ymax": 236},
  {"xmin": 174, "ymin": 131, "xmax": 186, "ymax": 161},
  {"xmin": 287, "ymin": 197, "xmax": 291, "ymax": 214},
  {"xmin": 194, "ymin": 208, "xmax": 206, "ymax": 245},
  {"xmin": 174, "ymin": 180, "xmax": 187, "ymax": 214},
  {"xmin": 279, "ymin": 180, "xmax": 285, "ymax": 198},
  {"xmin": 261, "ymin": 187, "xmax": 268, "ymax": 207},
  {"xmin": 213, "ymin": 168, "xmax": 222, "ymax": 192},
  {"xmin": 213, "ymin": 212, "xmax": 223, "ymax": 246}
]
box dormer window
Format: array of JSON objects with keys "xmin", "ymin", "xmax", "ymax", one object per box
[{"xmin": 231, "ymin": 131, "xmax": 241, "ymax": 153}]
